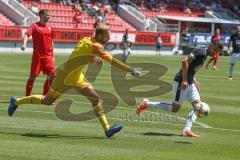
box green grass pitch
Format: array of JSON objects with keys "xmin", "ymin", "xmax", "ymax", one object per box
[{"xmin": 0, "ymin": 53, "xmax": 239, "ymax": 160}]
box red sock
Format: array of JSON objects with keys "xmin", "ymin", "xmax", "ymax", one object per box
[
  {"xmin": 43, "ymin": 79, "xmax": 50, "ymax": 95},
  {"xmin": 208, "ymin": 58, "xmax": 214, "ymax": 65},
  {"xmin": 213, "ymin": 58, "xmax": 217, "ymax": 66},
  {"xmin": 26, "ymin": 78, "xmax": 34, "ymax": 96}
]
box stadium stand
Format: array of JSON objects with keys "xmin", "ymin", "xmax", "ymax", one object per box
[
  {"xmin": 141, "ymin": 10, "xmax": 204, "ymax": 18},
  {"xmin": 221, "ymin": 0, "xmax": 240, "ymax": 17},
  {"xmin": 0, "ymin": 0, "xmax": 240, "ymax": 55},
  {"xmin": 0, "ymin": 11, "xmax": 15, "ymax": 26},
  {"xmin": 21, "ymin": 0, "xmax": 136, "ymax": 31},
  {"xmin": 137, "ymin": 0, "xmax": 205, "ymax": 18}
]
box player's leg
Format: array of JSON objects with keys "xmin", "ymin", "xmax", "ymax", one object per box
[
  {"xmin": 8, "ymin": 88, "xmax": 60, "ymax": 117},
  {"xmin": 213, "ymin": 52, "xmax": 220, "ymax": 70},
  {"xmin": 229, "ymin": 64, "xmax": 234, "ymax": 79},
  {"xmin": 136, "ymin": 81, "xmax": 185, "ymax": 115},
  {"xmin": 229, "ymin": 53, "xmax": 237, "ymax": 79},
  {"xmin": 43, "ymin": 77, "xmax": 50, "ymax": 96},
  {"xmin": 182, "ymin": 84, "xmax": 200, "ymax": 137},
  {"xmin": 26, "ymin": 75, "xmax": 36, "ymax": 96},
  {"xmin": 156, "ymin": 46, "xmax": 160, "ymax": 55},
  {"xmin": 26, "ymin": 56, "xmax": 41, "ymax": 96},
  {"xmin": 158, "ymin": 46, "xmax": 161, "ymax": 55},
  {"xmin": 122, "ymin": 49, "xmax": 128, "ymax": 63},
  {"xmin": 41, "ymin": 57, "xmax": 55, "ymax": 95},
  {"xmin": 125, "ymin": 47, "xmax": 131, "ymax": 62},
  {"xmin": 75, "ymin": 85, "xmax": 122, "ymax": 137},
  {"xmin": 9, "ymin": 68, "xmax": 61, "ymax": 117},
  {"xmin": 205, "ymin": 57, "xmax": 214, "ymax": 69},
  {"xmin": 43, "ymin": 72, "xmax": 55, "ymax": 95}
]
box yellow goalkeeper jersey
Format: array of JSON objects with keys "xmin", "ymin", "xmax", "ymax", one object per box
[{"xmin": 58, "ymin": 37, "xmax": 131, "ymax": 87}]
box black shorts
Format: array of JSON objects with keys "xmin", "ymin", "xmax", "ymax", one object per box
[{"xmin": 156, "ymin": 45, "xmax": 161, "ymax": 49}]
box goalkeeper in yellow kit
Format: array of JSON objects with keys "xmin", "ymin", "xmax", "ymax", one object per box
[{"xmin": 8, "ymin": 24, "xmax": 140, "ymax": 137}]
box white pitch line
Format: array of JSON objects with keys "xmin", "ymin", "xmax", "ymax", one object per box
[
  {"xmin": 0, "ymin": 104, "xmax": 212, "ymax": 129},
  {"xmin": 2, "ymin": 96, "xmax": 240, "ymax": 132},
  {"xmin": 0, "ymin": 107, "xmax": 240, "ymax": 132},
  {"xmin": 1, "ymin": 97, "xmax": 211, "ymax": 128},
  {"xmin": 0, "ymin": 107, "xmax": 205, "ymax": 129},
  {"xmin": 116, "ymin": 106, "xmax": 212, "ymax": 128},
  {"xmin": 0, "ymin": 97, "xmax": 212, "ymax": 129},
  {"xmin": 206, "ymin": 127, "xmax": 240, "ymax": 132}
]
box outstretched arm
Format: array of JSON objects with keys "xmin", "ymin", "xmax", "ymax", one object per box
[
  {"xmin": 21, "ymin": 24, "xmax": 34, "ymax": 51},
  {"xmin": 93, "ymin": 44, "xmax": 131, "ymax": 72},
  {"xmin": 21, "ymin": 34, "xmax": 29, "ymax": 51},
  {"xmin": 181, "ymin": 56, "xmax": 190, "ymax": 90},
  {"xmin": 93, "ymin": 44, "xmax": 140, "ymax": 76}
]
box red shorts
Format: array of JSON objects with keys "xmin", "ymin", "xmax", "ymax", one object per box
[{"xmin": 30, "ymin": 55, "xmax": 55, "ymax": 77}]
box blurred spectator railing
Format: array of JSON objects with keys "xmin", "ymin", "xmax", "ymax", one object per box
[
  {"xmin": 225, "ymin": 9, "xmax": 240, "ymax": 20},
  {"xmin": 0, "ymin": 0, "xmax": 37, "ymax": 26},
  {"xmin": 152, "ymin": 16, "xmax": 178, "ymax": 33},
  {"xmin": 118, "ymin": 4, "xmax": 156, "ymax": 31}
]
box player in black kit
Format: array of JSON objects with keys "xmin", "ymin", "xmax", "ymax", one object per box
[
  {"xmin": 228, "ymin": 26, "xmax": 240, "ymax": 80},
  {"xmin": 136, "ymin": 41, "xmax": 223, "ymax": 137}
]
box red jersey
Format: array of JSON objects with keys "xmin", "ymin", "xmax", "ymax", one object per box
[
  {"xmin": 211, "ymin": 34, "xmax": 221, "ymax": 42},
  {"xmin": 26, "ymin": 22, "xmax": 54, "ymax": 58},
  {"xmin": 73, "ymin": 12, "xmax": 81, "ymax": 23}
]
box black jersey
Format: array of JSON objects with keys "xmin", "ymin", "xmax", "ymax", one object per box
[
  {"xmin": 174, "ymin": 48, "xmax": 206, "ymax": 84},
  {"xmin": 122, "ymin": 33, "xmax": 129, "ymax": 43},
  {"xmin": 230, "ymin": 34, "xmax": 240, "ymax": 53}
]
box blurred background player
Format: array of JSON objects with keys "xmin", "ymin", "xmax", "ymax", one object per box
[
  {"xmin": 136, "ymin": 42, "xmax": 223, "ymax": 137},
  {"xmin": 21, "ymin": 9, "xmax": 55, "ymax": 96},
  {"xmin": 121, "ymin": 29, "xmax": 131, "ymax": 63},
  {"xmin": 228, "ymin": 25, "xmax": 240, "ymax": 80},
  {"xmin": 205, "ymin": 28, "xmax": 221, "ymax": 70},
  {"xmin": 156, "ymin": 33, "xmax": 162, "ymax": 55},
  {"xmin": 8, "ymin": 24, "xmax": 140, "ymax": 138},
  {"xmin": 72, "ymin": 10, "xmax": 82, "ymax": 28}
]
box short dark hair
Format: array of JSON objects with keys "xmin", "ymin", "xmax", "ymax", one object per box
[{"xmin": 39, "ymin": 9, "xmax": 49, "ymax": 16}]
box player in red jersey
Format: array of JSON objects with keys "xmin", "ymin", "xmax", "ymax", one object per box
[
  {"xmin": 205, "ymin": 28, "xmax": 221, "ymax": 70},
  {"xmin": 21, "ymin": 9, "xmax": 55, "ymax": 96}
]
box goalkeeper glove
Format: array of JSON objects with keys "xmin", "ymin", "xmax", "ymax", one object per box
[
  {"xmin": 130, "ymin": 68, "xmax": 141, "ymax": 77},
  {"xmin": 92, "ymin": 56, "xmax": 102, "ymax": 65}
]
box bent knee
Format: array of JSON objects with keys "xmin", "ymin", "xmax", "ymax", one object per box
[
  {"xmin": 43, "ymin": 100, "xmax": 54, "ymax": 106},
  {"xmin": 85, "ymin": 92, "xmax": 100, "ymax": 106},
  {"xmin": 172, "ymin": 108, "xmax": 180, "ymax": 113},
  {"xmin": 42, "ymin": 96, "xmax": 55, "ymax": 106},
  {"xmin": 171, "ymin": 104, "xmax": 181, "ymax": 112},
  {"xmin": 45, "ymin": 101, "xmax": 54, "ymax": 106},
  {"xmin": 91, "ymin": 97, "xmax": 100, "ymax": 106},
  {"xmin": 29, "ymin": 75, "xmax": 36, "ymax": 80}
]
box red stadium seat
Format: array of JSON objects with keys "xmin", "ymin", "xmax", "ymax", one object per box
[
  {"xmin": 0, "ymin": 12, "xmax": 15, "ymax": 25},
  {"xmin": 20, "ymin": 0, "xmax": 136, "ymax": 31}
]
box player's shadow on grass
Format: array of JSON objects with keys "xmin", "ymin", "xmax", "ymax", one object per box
[
  {"xmin": 142, "ymin": 132, "xmax": 182, "ymax": 137},
  {"xmin": 21, "ymin": 133, "xmax": 106, "ymax": 140},
  {"xmin": 174, "ymin": 141, "xmax": 192, "ymax": 144},
  {"xmin": 0, "ymin": 131, "xmax": 114, "ymax": 140}
]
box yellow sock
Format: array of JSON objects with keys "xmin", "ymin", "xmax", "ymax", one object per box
[
  {"xmin": 98, "ymin": 115, "xmax": 110, "ymax": 131},
  {"xmin": 16, "ymin": 95, "xmax": 43, "ymax": 106},
  {"xmin": 93, "ymin": 102, "xmax": 110, "ymax": 131}
]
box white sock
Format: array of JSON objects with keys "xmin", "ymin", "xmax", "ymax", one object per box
[
  {"xmin": 146, "ymin": 101, "xmax": 172, "ymax": 112},
  {"xmin": 183, "ymin": 107, "xmax": 198, "ymax": 131}
]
